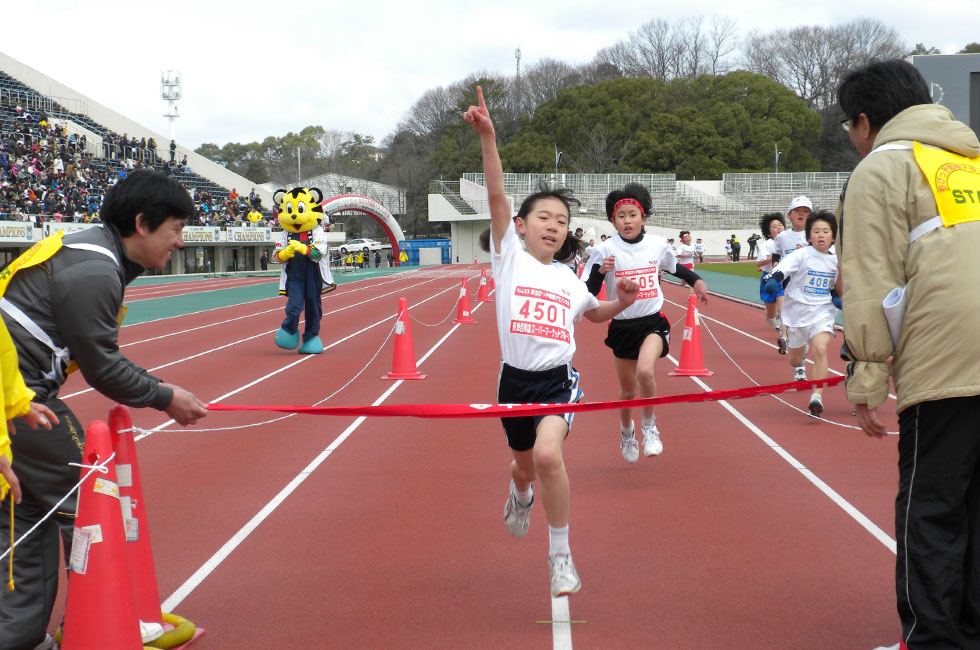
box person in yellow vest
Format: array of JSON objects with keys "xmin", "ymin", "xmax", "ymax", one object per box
[
  {"xmin": 838, "ymin": 58, "xmax": 980, "ymax": 649},
  {"xmin": 355, "ymin": 251, "xmax": 364, "ymax": 269},
  {"xmin": 0, "ymin": 170, "xmax": 208, "ymax": 649},
  {"xmin": 246, "ymin": 208, "xmax": 263, "ymax": 226},
  {"xmin": 1, "ymin": 322, "xmax": 58, "ymax": 505},
  {"xmin": 399, "ymin": 249, "xmax": 408, "ymax": 266}
]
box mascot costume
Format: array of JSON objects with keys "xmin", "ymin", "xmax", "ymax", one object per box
[{"xmin": 271, "ymin": 187, "xmax": 337, "ymax": 354}]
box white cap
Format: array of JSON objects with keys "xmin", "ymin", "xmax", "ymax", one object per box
[{"xmin": 788, "ymin": 195, "xmax": 812, "ymax": 212}]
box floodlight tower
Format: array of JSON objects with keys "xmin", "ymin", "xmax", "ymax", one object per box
[{"xmin": 160, "ymin": 70, "xmax": 181, "ymax": 143}]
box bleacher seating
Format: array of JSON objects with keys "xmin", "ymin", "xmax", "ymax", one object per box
[{"xmin": 0, "ymin": 69, "xmax": 267, "ymax": 226}]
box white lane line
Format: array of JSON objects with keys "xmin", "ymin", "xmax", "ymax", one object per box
[
  {"xmin": 666, "ymin": 354, "xmax": 897, "ymax": 554},
  {"xmin": 160, "ymin": 299, "xmax": 491, "ymax": 612},
  {"xmin": 62, "ymin": 273, "xmax": 478, "ymax": 399},
  {"xmin": 552, "ymin": 595, "xmax": 572, "ymax": 650}
]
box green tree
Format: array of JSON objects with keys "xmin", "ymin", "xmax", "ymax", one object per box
[
  {"xmin": 908, "ymin": 43, "xmax": 941, "ymax": 56},
  {"xmin": 496, "ymin": 72, "xmax": 820, "ymax": 179},
  {"xmin": 960, "ymin": 42, "xmax": 980, "ymax": 53}
]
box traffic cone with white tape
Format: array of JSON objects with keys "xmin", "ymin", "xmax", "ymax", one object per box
[
  {"xmin": 453, "ymin": 277, "xmax": 476, "ymax": 324},
  {"xmin": 669, "ymin": 293, "xmax": 713, "ymax": 377},
  {"xmin": 477, "ymin": 267, "xmax": 492, "ymax": 302},
  {"xmin": 108, "ymin": 405, "xmax": 162, "ymax": 626},
  {"xmin": 62, "ymin": 420, "xmax": 143, "ymax": 649},
  {"xmin": 383, "ymin": 297, "xmax": 426, "ymax": 380}
]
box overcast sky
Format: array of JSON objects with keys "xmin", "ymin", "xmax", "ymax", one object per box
[{"xmin": 3, "ymin": 1, "xmax": 977, "ymax": 151}]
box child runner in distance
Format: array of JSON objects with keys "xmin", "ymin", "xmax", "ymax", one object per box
[
  {"xmin": 584, "ymin": 184, "xmax": 708, "ymax": 462},
  {"xmin": 763, "ymin": 210, "xmax": 840, "ymax": 416},
  {"xmin": 771, "ymin": 196, "xmax": 812, "ymax": 353},
  {"xmin": 675, "ymin": 231, "xmax": 696, "ymax": 271},
  {"xmin": 755, "ymin": 212, "xmax": 787, "ymax": 352},
  {"xmin": 465, "ymin": 87, "xmax": 640, "ymax": 597}
]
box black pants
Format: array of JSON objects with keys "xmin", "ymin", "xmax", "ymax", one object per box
[
  {"xmin": 731, "ymin": 243, "xmax": 741, "ymax": 262},
  {"xmin": 0, "ymin": 399, "xmax": 84, "ymax": 650},
  {"xmin": 896, "ymin": 395, "xmax": 980, "ymax": 649}
]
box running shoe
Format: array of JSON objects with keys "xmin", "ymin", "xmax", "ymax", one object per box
[
  {"xmin": 504, "ymin": 480, "xmax": 532, "ymax": 538},
  {"xmin": 620, "ymin": 426, "xmax": 639, "ymax": 463},
  {"xmin": 808, "ymin": 394, "xmax": 824, "ymax": 417},
  {"xmin": 777, "ymin": 335, "xmax": 788, "ymax": 355},
  {"xmin": 32, "ymin": 636, "xmax": 54, "ymax": 650},
  {"xmin": 642, "ymin": 423, "xmax": 663, "ymax": 456},
  {"xmin": 549, "ymin": 553, "xmax": 582, "ymax": 597},
  {"xmin": 794, "ymin": 366, "xmax": 807, "ymax": 382}
]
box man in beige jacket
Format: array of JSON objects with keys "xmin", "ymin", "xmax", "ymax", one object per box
[{"xmin": 838, "ymin": 59, "xmax": 980, "ymax": 649}]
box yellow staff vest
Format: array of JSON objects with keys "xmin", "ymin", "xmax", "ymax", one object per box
[
  {"xmin": 913, "ymin": 141, "xmax": 980, "ymax": 227},
  {"xmin": 0, "ymin": 231, "xmax": 126, "ymax": 378}
]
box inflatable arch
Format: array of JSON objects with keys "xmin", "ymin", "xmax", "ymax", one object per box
[{"xmin": 322, "ymin": 195, "xmax": 406, "ymax": 266}]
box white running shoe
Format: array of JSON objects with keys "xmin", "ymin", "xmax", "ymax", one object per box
[
  {"xmin": 808, "ymin": 394, "xmax": 824, "ymax": 417},
  {"xmin": 794, "ymin": 366, "xmax": 807, "ymax": 382},
  {"xmin": 32, "ymin": 635, "xmax": 54, "ymax": 650},
  {"xmin": 642, "ymin": 423, "xmax": 663, "ymax": 456},
  {"xmin": 549, "ymin": 553, "xmax": 581, "ymax": 597},
  {"xmin": 777, "ymin": 335, "xmax": 788, "ymax": 355},
  {"xmin": 620, "ymin": 426, "xmax": 639, "ymax": 463},
  {"xmin": 140, "ymin": 620, "xmax": 166, "ymax": 643},
  {"xmin": 872, "ymin": 645, "xmax": 899, "ymax": 650},
  {"xmin": 504, "ymin": 480, "xmax": 532, "ymax": 538}
]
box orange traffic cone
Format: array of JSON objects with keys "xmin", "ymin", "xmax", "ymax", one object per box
[
  {"xmin": 489, "ymin": 276, "xmax": 495, "ymax": 292},
  {"xmin": 669, "ymin": 293, "xmax": 714, "ymax": 376},
  {"xmin": 383, "ymin": 297, "xmax": 426, "ymax": 380},
  {"xmin": 108, "ymin": 405, "xmax": 162, "ymax": 626},
  {"xmin": 62, "ymin": 420, "xmax": 143, "ymax": 649},
  {"xmin": 453, "ymin": 277, "xmax": 476, "ymax": 324},
  {"xmin": 477, "ymin": 267, "xmax": 492, "ymax": 302}
]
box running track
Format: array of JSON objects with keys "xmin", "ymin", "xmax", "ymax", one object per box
[{"xmin": 47, "ymin": 266, "xmax": 902, "ymax": 648}]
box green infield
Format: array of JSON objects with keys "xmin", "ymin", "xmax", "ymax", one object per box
[{"xmin": 694, "ymin": 262, "xmax": 760, "ymax": 279}]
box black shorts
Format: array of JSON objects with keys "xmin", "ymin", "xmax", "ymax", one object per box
[
  {"xmin": 496, "ymin": 362, "xmax": 582, "ymax": 452},
  {"xmin": 604, "ymin": 312, "xmax": 671, "ymax": 360}
]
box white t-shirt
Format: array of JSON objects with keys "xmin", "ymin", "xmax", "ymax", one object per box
[
  {"xmin": 490, "ymin": 220, "xmax": 598, "ymax": 371},
  {"xmin": 772, "ymin": 245, "xmax": 838, "ymax": 328},
  {"xmin": 773, "ymin": 229, "xmax": 807, "ymax": 261},
  {"xmin": 586, "ymin": 233, "xmax": 676, "ymax": 320},
  {"xmin": 675, "ymin": 242, "xmax": 696, "ymax": 266},
  {"xmin": 694, "ymin": 242, "xmax": 704, "ymax": 255},
  {"xmin": 756, "ymin": 238, "xmax": 775, "ymax": 273}
]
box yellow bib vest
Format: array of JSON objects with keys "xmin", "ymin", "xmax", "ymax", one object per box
[{"xmin": 913, "ymin": 141, "xmax": 980, "ymax": 227}]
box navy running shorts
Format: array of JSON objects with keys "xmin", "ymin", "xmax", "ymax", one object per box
[
  {"xmin": 604, "ymin": 312, "xmax": 671, "ymax": 361},
  {"xmin": 496, "ymin": 362, "xmax": 582, "ymax": 452}
]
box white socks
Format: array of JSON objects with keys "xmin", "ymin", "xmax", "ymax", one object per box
[
  {"xmin": 549, "ymin": 525, "xmax": 570, "ymax": 558},
  {"xmin": 516, "ymin": 484, "xmax": 533, "ymax": 507}
]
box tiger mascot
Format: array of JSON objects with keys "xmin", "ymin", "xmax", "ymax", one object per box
[{"xmin": 271, "ymin": 187, "xmax": 336, "ymax": 354}]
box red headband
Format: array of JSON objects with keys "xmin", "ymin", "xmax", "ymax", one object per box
[{"xmin": 613, "ymin": 197, "xmax": 646, "ymax": 216}]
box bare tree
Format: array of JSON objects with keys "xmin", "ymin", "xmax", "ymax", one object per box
[
  {"xmin": 707, "ymin": 15, "xmax": 738, "ymax": 75},
  {"xmin": 741, "ymin": 18, "xmax": 906, "ymax": 111},
  {"xmin": 567, "ymin": 123, "xmax": 631, "ymax": 173},
  {"xmin": 524, "ymin": 58, "xmax": 579, "ymax": 107}
]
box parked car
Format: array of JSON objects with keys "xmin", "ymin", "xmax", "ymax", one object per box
[{"xmin": 339, "ymin": 238, "xmax": 390, "ymax": 254}]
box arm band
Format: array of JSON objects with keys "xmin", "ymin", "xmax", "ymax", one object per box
[
  {"xmin": 585, "ymin": 264, "xmax": 605, "ymax": 296},
  {"xmin": 768, "ymin": 270, "xmax": 785, "ymax": 284},
  {"xmin": 669, "ymin": 264, "xmax": 702, "ymax": 285},
  {"xmin": 771, "ymin": 252, "xmax": 781, "ymax": 264}
]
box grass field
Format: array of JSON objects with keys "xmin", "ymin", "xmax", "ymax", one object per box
[{"xmin": 694, "ymin": 261, "xmax": 760, "ymax": 279}]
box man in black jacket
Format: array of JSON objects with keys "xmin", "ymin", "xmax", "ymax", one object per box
[{"xmin": 0, "ymin": 170, "xmax": 208, "ymax": 650}]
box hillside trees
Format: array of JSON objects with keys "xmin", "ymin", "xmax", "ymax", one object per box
[{"xmin": 494, "ymin": 73, "xmax": 820, "ymax": 178}]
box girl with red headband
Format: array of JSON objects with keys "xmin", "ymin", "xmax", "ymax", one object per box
[
  {"xmin": 465, "ymin": 88, "xmax": 640, "ymax": 598},
  {"xmin": 584, "ymin": 183, "xmax": 708, "ymax": 462}
]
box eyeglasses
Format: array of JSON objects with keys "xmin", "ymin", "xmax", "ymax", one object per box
[{"xmin": 840, "ymin": 117, "xmax": 852, "ymax": 133}]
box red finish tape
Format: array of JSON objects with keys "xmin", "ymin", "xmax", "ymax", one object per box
[{"xmin": 207, "ymin": 376, "xmax": 843, "ymax": 419}]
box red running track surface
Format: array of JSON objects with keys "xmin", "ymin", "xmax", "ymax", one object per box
[{"xmin": 47, "ymin": 266, "xmax": 901, "ymax": 649}]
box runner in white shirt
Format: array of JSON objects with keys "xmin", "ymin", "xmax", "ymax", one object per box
[
  {"xmin": 755, "ymin": 212, "xmax": 788, "ymax": 352},
  {"xmin": 675, "ymin": 230, "xmax": 696, "ymax": 270},
  {"xmin": 465, "ymin": 87, "xmax": 639, "ymax": 598},
  {"xmin": 763, "ymin": 210, "xmax": 840, "ymax": 416},
  {"xmin": 694, "ymin": 239, "xmax": 705, "ymax": 263},
  {"xmin": 771, "ymin": 195, "xmax": 812, "ymax": 349},
  {"xmin": 584, "ymin": 184, "xmax": 708, "ymax": 462}
]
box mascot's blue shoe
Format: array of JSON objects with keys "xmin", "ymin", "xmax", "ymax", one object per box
[
  {"xmin": 298, "ymin": 336, "xmax": 323, "ymax": 354},
  {"xmin": 274, "ymin": 327, "xmax": 300, "ymax": 350}
]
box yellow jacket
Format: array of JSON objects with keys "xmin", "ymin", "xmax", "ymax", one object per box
[{"xmin": 0, "ymin": 321, "xmax": 33, "ymax": 500}]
